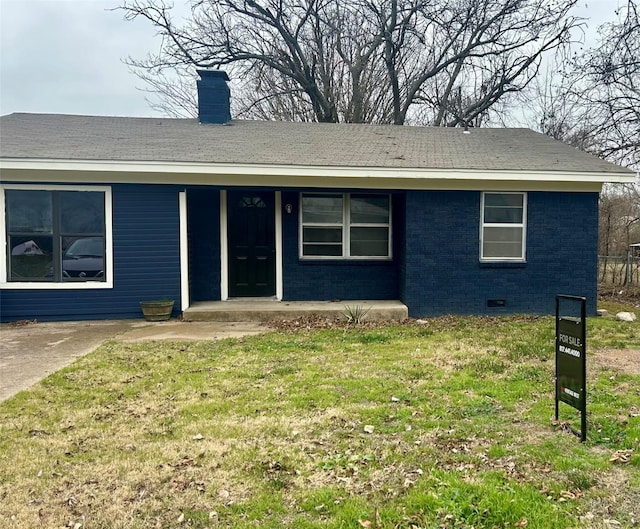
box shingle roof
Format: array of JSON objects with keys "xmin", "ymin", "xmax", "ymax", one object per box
[{"xmin": 0, "ymin": 112, "xmax": 633, "ymax": 174}]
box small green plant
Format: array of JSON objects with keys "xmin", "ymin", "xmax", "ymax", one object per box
[{"xmin": 343, "ymin": 304, "xmax": 371, "ymax": 325}]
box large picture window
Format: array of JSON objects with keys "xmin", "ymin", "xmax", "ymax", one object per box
[
  {"xmin": 2, "ymin": 185, "xmax": 112, "ymax": 288},
  {"xmin": 300, "ymin": 193, "xmax": 391, "ymax": 259},
  {"xmin": 480, "ymin": 192, "xmax": 527, "ymax": 261}
]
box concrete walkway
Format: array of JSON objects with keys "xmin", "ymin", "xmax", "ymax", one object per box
[{"xmin": 0, "ymin": 319, "xmax": 268, "ymax": 402}]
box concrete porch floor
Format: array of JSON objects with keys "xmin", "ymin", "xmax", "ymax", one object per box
[{"xmin": 183, "ymin": 299, "xmax": 408, "ymax": 323}]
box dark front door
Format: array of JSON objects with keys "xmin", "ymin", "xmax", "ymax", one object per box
[{"xmin": 227, "ymin": 191, "xmax": 276, "ymax": 297}]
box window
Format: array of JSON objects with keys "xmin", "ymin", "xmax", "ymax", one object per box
[
  {"xmin": 300, "ymin": 193, "xmax": 391, "ymax": 259},
  {"xmin": 1, "ymin": 185, "xmax": 112, "ymax": 288},
  {"xmin": 480, "ymin": 192, "xmax": 526, "ymax": 261}
]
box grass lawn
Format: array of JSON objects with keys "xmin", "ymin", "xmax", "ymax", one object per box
[{"xmin": 1, "ymin": 314, "xmax": 638, "ymax": 529}]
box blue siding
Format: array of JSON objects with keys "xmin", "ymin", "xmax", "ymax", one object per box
[
  {"xmin": 0, "ymin": 184, "xmax": 183, "ymax": 322},
  {"xmin": 281, "ymin": 191, "xmax": 400, "ymax": 301},
  {"xmin": 1, "ymin": 184, "xmax": 599, "ymax": 321},
  {"xmin": 400, "ymin": 191, "xmax": 599, "ymax": 317}
]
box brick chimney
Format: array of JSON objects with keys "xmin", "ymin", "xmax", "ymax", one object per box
[{"xmin": 196, "ymin": 70, "xmax": 231, "ymax": 124}]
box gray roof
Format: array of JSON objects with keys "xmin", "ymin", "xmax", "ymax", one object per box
[{"xmin": 0, "ymin": 112, "xmax": 632, "ymax": 174}]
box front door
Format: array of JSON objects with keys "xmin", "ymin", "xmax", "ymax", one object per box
[{"xmin": 227, "ymin": 191, "xmax": 276, "ymax": 297}]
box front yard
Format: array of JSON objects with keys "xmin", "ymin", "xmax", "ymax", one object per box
[{"xmin": 0, "ymin": 314, "xmax": 638, "ymax": 528}]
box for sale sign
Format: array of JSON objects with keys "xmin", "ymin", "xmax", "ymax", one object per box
[
  {"xmin": 555, "ymin": 295, "xmax": 587, "ymax": 442},
  {"xmin": 557, "ymin": 317, "xmax": 585, "ymax": 408}
]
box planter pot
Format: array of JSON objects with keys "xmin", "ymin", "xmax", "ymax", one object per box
[{"xmin": 140, "ymin": 300, "xmax": 175, "ymax": 322}]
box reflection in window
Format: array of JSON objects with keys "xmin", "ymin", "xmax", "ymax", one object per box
[
  {"xmin": 5, "ymin": 189, "xmax": 106, "ymax": 282},
  {"xmin": 62, "ymin": 236, "xmax": 105, "ymax": 279},
  {"xmin": 238, "ymin": 196, "xmax": 267, "ymax": 208},
  {"xmin": 6, "ymin": 190, "xmax": 52, "ymax": 233},
  {"xmin": 300, "ymin": 193, "xmax": 391, "ymax": 259},
  {"xmin": 9, "ymin": 236, "xmax": 53, "ymax": 281}
]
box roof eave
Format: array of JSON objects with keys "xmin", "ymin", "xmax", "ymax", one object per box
[{"xmin": 0, "ymin": 158, "xmax": 635, "ymax": 190}]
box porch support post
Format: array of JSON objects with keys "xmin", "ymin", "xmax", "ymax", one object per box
[
  {"xmin": 220, "ymin": 190, "xmax": 228, "ymax": 300},
  {"xmin": 179, "ymin": 190, "xmax": 190, "ymax": 311}
]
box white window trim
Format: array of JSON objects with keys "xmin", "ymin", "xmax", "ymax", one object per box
[
  {"xmin": 480, "ymin": 191, "xmax": 527, "ymax": 262},
  {"xmin": 299, "ymin": 192, "xmax": 392, "ymax": 260},
  {"xmin": 0, "ymin": 184, "xmax": 113, "ymax": 289}
]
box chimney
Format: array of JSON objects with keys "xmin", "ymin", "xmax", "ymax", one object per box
[{"xmin": 196, "ymin": 70, "xmax": 231, "ymax": 124}]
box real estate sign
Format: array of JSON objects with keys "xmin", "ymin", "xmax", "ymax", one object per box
[{"xmin": 555, "ymin": 295, "xmax": 587, "ymax": 442}]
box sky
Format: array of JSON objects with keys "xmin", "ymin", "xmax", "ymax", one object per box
[{"xmin": 0, "ymin": 0, "xmax": 627, "ymax": 118}]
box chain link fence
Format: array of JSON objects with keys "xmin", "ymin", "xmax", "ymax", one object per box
[{"xmin": 598, "ymin": 254, "xmax": 640, "ymax": 286}]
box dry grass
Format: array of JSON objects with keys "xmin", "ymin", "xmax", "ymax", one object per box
[{"xmin": 1, "ymin": 317, "xmax": 638, "ymax": 528}]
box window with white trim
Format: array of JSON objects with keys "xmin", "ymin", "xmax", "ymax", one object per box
[
  {"xmin": 2, "ymin": 185, "xmax": 112, "ymax": 287},
  {"xmin": 300, "ymin": 193, "xmax": 391, "ymax": 259},
  {"xmin": 480, "ymin": 192, "xmax": 527, "ymax": 261}
]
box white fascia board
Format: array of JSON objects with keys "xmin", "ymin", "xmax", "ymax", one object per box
[{"xmin": 0, "ymin": 158, "xmax": 634, "ymax": 189}]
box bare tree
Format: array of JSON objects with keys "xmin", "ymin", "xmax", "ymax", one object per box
[
  {"xmin": 528, "ymin": 0, "xmax": 639, "ymax": 170},
  {"xmin": 571, "ymin": 0, "xmax": 640, "ymax": 170},
  {"xmin": 515, "ymin": 1, "xmax": 639, "ymax": 276},
  {"xmin": 600, "ymin": 187, "xmax": 640, "ymax": 254},
  {"xmin": 119, "ymin": 0, "xmax": 580, "ymax": 125},
  {"xmin": 134, "ymin": 64, "xmax": 200, "ymax": 118},
  {"xmin": 599, "ymin": 185, "xmax": 640, "ymax": 285}
]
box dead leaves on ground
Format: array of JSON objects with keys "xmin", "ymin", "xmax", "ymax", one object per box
[
  {"xmin": 358, "ymin": 508, "xmax": 382, "ymax": 528},
  {"xmin": 609, "ymin": 449, "xmax": 634, "ymax": 464}
]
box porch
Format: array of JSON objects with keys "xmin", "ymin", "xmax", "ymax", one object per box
[{"xmin": 182, "ymin": 299, "xmax": 408, "ymax": 323}]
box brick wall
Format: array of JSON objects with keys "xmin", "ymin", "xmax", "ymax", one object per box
[
  {"xmin": 281, "ymin": 191, "xmax": 400, "ymax": 301},
  {"xmin": 401, "ymin": 190, "xmax": 599, "ymax": 317}
]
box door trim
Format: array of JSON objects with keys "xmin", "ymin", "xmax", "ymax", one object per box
[
  {"xmin": 275, "ymin": 192, "xmax": 283, "ymax": 301},
  {"xmin": 220, "ymin": 190, "xmax": 282, "ymax": 301}
]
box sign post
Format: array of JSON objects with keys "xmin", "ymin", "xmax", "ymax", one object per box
[{"xmin": 555, "ymin": 295, "xmax": 587, "ymax": 442}]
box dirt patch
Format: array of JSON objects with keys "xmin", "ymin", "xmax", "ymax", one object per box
[
  {"xmin": 269, "ymin": 313, "xmax": 545, "ymax": 332},
  {"xmin": 118, "ymin": 321, "xmax": 268, "ymax": 342},
  {"xmin": 580, "ymin": 467, "xmax": 640, "ymax": 528},
  {"xmin": 598, "ymin": 286, "xmax": 640, "ymax": 309},
  {"xmin": 591, "ymin": 348, "xmax": 640, "ymax": 375}
]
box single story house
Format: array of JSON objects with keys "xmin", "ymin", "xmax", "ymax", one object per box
[{"xmin": 0, "ymin": 71, "xmax": 635, "ymax": 322}]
